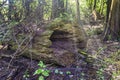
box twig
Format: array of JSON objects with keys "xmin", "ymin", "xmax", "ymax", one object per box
[{"xmin": 7, "ymin": 35, "xmax": 31, "ymax": 69}]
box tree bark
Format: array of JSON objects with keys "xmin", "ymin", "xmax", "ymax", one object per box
[
  {"xmin": 51, "ymin": 0, "xmax": 64, "ymax": 19},
  {"xmin": 37, "ymin": 0, "xmax": 44, "ymax": 20},
  {"xmin": 103, "ymin": 0, "xmax": 120, "ymax": 40},
  {"xmin": 93, "ymin": 0, "xmax": 97, "ymax": 10},
  {"xmin": 22, "ymin": 0, "xmax": 33, "ymax": 18},
  {"xmin": 65, "ymin": 0, "xmax": 68, "ymax": 12},
  {"xmin": 76, "ymin": 0, "xmax": 81, "ymax": 25},
  {"xmin": 8, "ymin": 0, "xmax": 14, "ymax": 20}
]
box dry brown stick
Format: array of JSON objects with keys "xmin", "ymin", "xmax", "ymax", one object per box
[{"xmin": 7, "ymin": 35, "xmax": 31, "ymax": 69}]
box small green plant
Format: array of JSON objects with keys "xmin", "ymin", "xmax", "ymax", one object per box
[
  {"xmin": 81, "ymin": 72, "xmax": 85, "ymax": 76},
  {"xmin": 66, "ymin": 71, "xmax": 71, "ymax": 75},
  {"xmin": 23, "ymin": 70, "xmax": 30, "ymax": 79},
  {"xmin": 86, "ymin": 29, "xmax": 95, "ymax": 36},
  {"xmin": 79, "ymin": 72, "xmax": 85, "ymax": 80},
  {"xmin": 55, "ymin": 69, "xmax": 59, "ymax": 74},
  {"xmin": 96, "ymin": 67, "xmax": 105, "ymax": 80},
  {"xmin": 33, "ymin": 61, "xmax": 50, "ymax": 80},
  {"xmin": 54, "ymin": 69, "xmax": 71, "ymax": 75},
  {"xmin": 59, "ymin": 71, "xmax": 64, "ymax": 75},
  {"xmin": 54, "ymin": 69, "xmax": 64, "ymax": 75}
]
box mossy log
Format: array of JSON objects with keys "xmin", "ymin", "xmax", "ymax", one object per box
[{"xmin": 12, "ymin": 20, "xmax": 87, "ymax": 67}]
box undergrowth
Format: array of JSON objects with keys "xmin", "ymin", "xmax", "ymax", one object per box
[{"xmin": 104, "ymin": 50, "xmax": 120, "ymax": 79}]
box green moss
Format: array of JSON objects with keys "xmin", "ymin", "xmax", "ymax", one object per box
[{"xmin": 48, "ymin": 18, "xmax": 64, "ymax": 29}]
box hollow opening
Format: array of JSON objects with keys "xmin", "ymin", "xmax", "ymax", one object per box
[
  {"xmin": 50, "ymin": 30, "xmax": 69, "ymax": 41},
  {"xmin": 49, "ymin": 30, "xmax": 75, "ymax": 53}
]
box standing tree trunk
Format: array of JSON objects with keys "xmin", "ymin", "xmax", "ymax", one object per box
[
  {"xmin": 106, "ymin": 0, "xmax": 112, "ymax": 23},
  {"xmin": 65, "ymin": 0, "xmax": 68, "ymax": 12},
  {"xmin": 99, "ymin": 0, "xmax": 104, "ymax": 15},
  {"xmin": 102, "ymin": 0, "xmax": 112, "ymax": 36},
  {"xmin": 36, "ymin": 0, "xmax": 44, "ymax": 20},
  {"xmin": 51, "ymin": 0, "xmax": 64, "ymax": 19},
  {"xmin": 103, "ymin": 0, "xmax": 120, "ymax": 40},
  {"xmin": 58, "ymin": 0, "xmax": 64, "ymax": 14},
  {"xmin": 8, "ymin": 0, "xmax": 14, "ymax": 20},
  {"xmin": 76, "ymin": 0, "xmax": 81, "ymax": 25},
  {"xmin": 93, "ymin": 0, "xmax": 97, "ymax": 10},
  {"xmin": 51, "ymin": 0, "xmax": 57, "ymax": 19},
  {"xmin": 22, "ymin": 0, "xmax": 33, "ymax": 18}
]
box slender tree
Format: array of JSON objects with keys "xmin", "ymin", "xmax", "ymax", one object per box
[
  {"xmin": 51, "ymin": 0, "xmax": 64, "ymax": 19},
  {"xmin": 76, "ymin": 0, "xmax": 81, "ymax": 25},
  {"xmin": 93, "ymin": 0, "xmax": 97, "ymax": 10},
  {"xmin": 65, "ymin": 0, "xmax": 68, "ymax": 12},
  {"xmin": 8, "ymin": 0, "xmax": 14, "ymax": 20},
  {"xmin": 22, "ymin": 0, "xmax": 33, "ymax": 18},
  {"xmin": 36, "ymin": 0, "xmax": 45, "ymax": 20}
]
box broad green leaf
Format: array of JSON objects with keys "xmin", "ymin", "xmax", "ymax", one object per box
[
  {"xmin": 42, "ymin": 70, "xmax": 50, "ymax": 76},
  {"xmin": 34, "ymin": 69, "xmax": 44, "ymax": 75},
  {"xmin": 39, "ymin": 76, "xmax": 44, "ymax": 80},
  {"xmin": 42, "ymin": 65, "xmax": 46, "ymax": 68},
  {"xmin": 38, "ymin": 61, "xmax": 46, "ymax": 67}
]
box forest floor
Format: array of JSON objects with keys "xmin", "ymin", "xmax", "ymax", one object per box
[
  {"xmin": 83, "ymin": 23, "xmax": 120, "ymax": 80},
  {"xmin": 0, "ymin": 22, "xmax": 120, "ymax": 80}
]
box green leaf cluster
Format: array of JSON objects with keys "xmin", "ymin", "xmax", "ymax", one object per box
[{"xmin": 34, "ymin": 61, "xmax": 50, "ymax": 80}]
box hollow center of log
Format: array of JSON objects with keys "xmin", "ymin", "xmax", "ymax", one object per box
[{"xmin": 50, "ymin": 30, "xmax": 75, "ymax": 53}]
